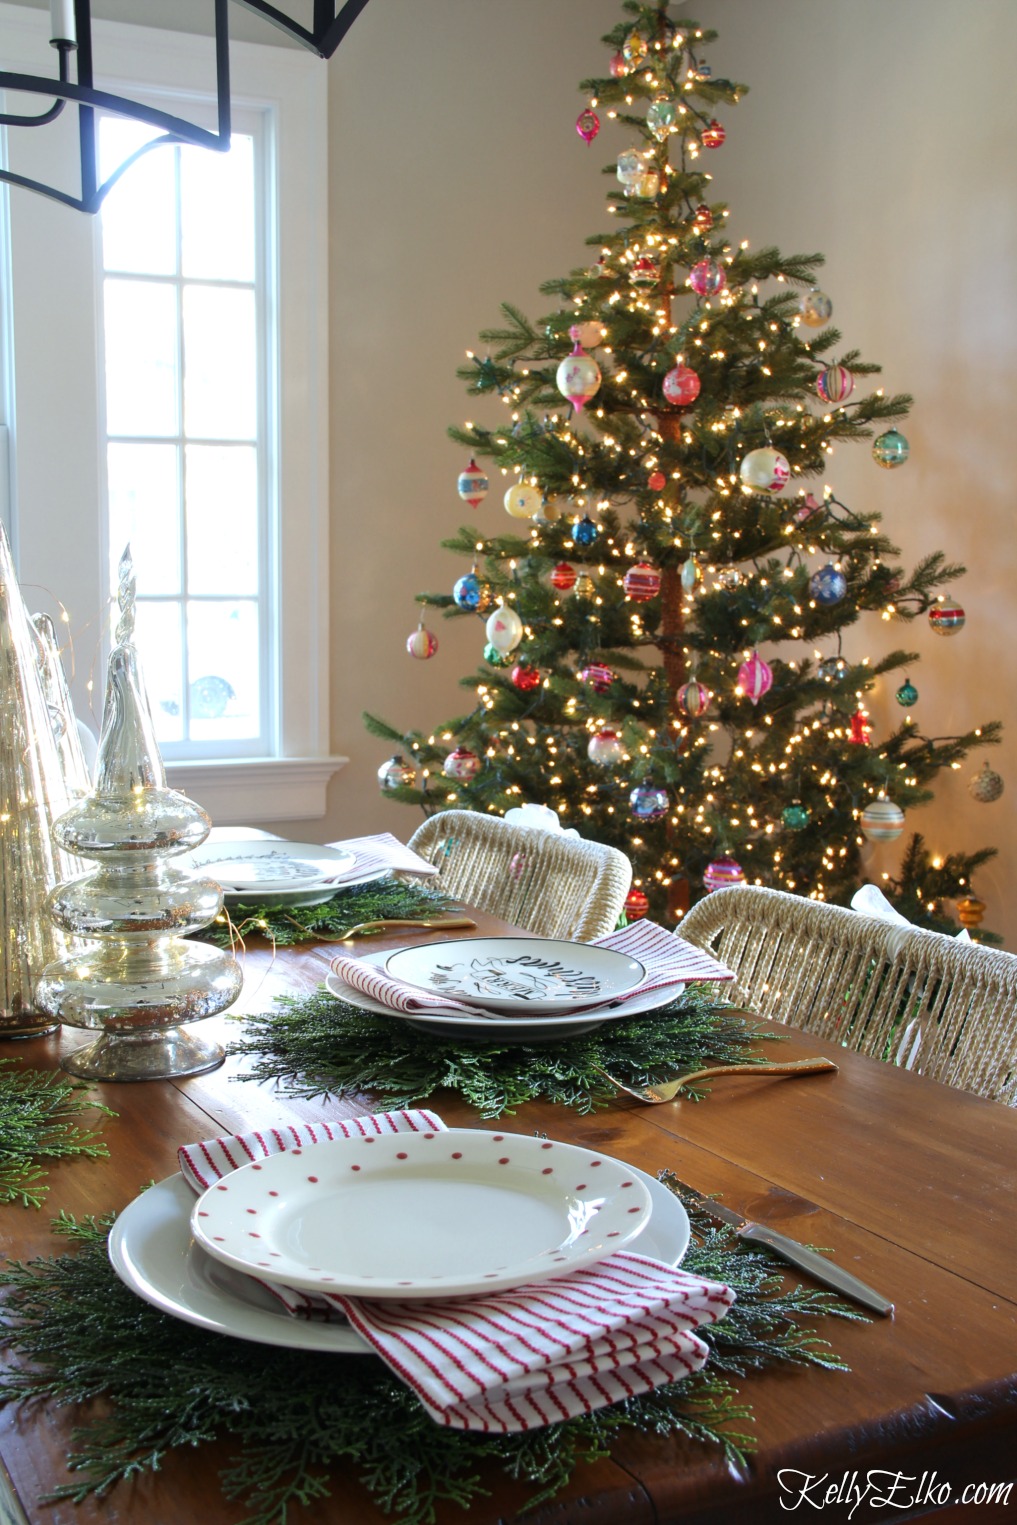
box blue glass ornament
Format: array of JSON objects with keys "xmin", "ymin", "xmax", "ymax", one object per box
[
  {"xmin": 782, "ymin": 802, "xmax": 811, "ymax": 830},
  {"xmin": 818, "ymin": 656, "xmax": 849, "ymax": 682},
  {"xmin": 453, "ymin": 571, "xmax": 482, "ymax": 610},
  {"xmin": 629, "ymin": 783, "xmax": 669, "ymax": 822},
  {"xmin": 872, "ymin": 429, "xmax": 909, "ymax": 469},
  {"xmin": 810, "ymin": 563, "xmax": 847, "ymax": 606},
  {"xmin": 895, "ymin": 679, "xmax": 919, "ymax": 707},
  {"xmin": 572, "ymin": 514, "xmax": 599, "ymax": 547}
]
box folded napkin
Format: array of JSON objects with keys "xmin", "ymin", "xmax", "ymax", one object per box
[
  {"xmin": 177, "ymin": 1118, "xmax": 734, "ymax": 1431},
  {"xmin": 329, "ymin": 918, "xmax": 733, "ymax": 1019},
  {"xmin": 325, "ymin": 831, "xmax": 438, "ymax": 881}
]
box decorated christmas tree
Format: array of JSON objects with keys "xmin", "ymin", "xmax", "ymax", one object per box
[{"xmin": 367, "ymin": 0, "xmax": 1001, "ymax": 933}]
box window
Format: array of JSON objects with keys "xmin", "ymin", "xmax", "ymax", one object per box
[{"xmin": 0, "ymin": 4, "xmax": 342, "ymax": 821}]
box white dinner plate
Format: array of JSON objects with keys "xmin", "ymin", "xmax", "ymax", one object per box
[
  {"xmin": 384, "ymin": 937, "xmax": 646, "ymax": 1016},
  {"xmin": 109, "ymin": 1162, "xmax": 689, "ymax": 1355},
  {"xmin": 191, "ymin": 1130, "xmax": 653, "ymax": 1298},
  {"xmin": 181, "ymin": 839, "xmax": 356, "ymax": 895},
  {"xmin": 325, "ymin": 952, "xmax": 686, "ymax": 1041}
]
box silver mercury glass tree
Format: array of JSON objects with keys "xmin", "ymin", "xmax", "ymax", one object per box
[{"xmin": 36, "ymin": 547, "xmax": 242, "ymax": 1080}]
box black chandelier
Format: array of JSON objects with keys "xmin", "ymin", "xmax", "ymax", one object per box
[{"xmin": 0, "ymin": 0, "xmax": 370, "ymax": 214}]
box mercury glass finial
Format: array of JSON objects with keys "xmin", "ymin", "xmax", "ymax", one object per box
[{"xmin": 115, "ymin": 544, "xmax": 136, "ymax": 647}]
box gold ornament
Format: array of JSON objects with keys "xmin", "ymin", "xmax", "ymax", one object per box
[
  {"xmin": 0, "ymin": 523, "xmax": 86, "ymax": 1037},
  {"xmin": 37, "ymin": 547, "xmax": 241, "ymax": 1080},
  {"xmin": 956, "ymin": 896, "xmax": 987, "ymax": 929}
]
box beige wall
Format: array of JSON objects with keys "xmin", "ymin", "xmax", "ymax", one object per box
[{"xmin": 304, "ymin": 0, "xmax": 1017, "ymax": 946}]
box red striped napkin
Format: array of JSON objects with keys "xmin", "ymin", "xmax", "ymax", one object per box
[
  {"xmin": 328, "ymin": 919, "xmax": 733, "ymax": 1019},
  {"xmin": 324, "ymin": 832, "xmax": 438, "ymax": 880},
  {"xmin": 176, "ymin": 1116, "xmax": 735, "ymax": 1430}
]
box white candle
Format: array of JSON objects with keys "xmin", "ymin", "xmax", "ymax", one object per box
[{"xmin": 49, "ymin": 0, "xmax": 76, "ymax": 45}]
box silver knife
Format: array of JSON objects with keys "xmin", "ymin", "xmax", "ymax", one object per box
[{"xmin": 674, "ymin": 1178, "xmax": 894, "ymax": 1317}]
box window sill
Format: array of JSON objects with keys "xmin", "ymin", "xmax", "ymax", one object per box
[{"xmin": 166, "ymin": 756, "xmax": 348, "ymax": 826}]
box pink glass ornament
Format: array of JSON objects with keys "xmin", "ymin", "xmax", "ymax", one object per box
[
  {"xmin": 816, "ymin": 365, "xmax": 855, "ymax": 405},
  {"xmin": 677, "ymin": 678, "xmax": 712, "ymax": 718},
  {"xmin": 689, "ymin": 258, "xmax": 726, "ymax": 297},
  {"xmin": 555, "ymin": 341, "xmax": 601, "ymax": 412},
  {"xmin": 576, "ymin": 109, "xmax": 600, "ymax": 144},
  {"xmin": 737, "ymin": 651, "xmax": 773, "ymax": 704},
  {"xmin": 703, "ymin": 857, "xmax": 746, "ymax": 892},
  {"xmin": 623, "ymin": 562, "xmax": 662, "ymax": 602},
  {"xmin": 406, "ymin": 621, "xmax": 438, "ymax": 660}
]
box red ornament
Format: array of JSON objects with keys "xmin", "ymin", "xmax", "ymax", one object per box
[
  {"xmin": 623, "ymin": 562, "xmax": 662, "ymax": 602},
  {"xmin": 647, "ymin": 470, "xmax": 667, "ymax": 492},
  {"xmin": 609, "ymin": 51, "xmax": 630, "ymax": 78},
  {"xmin": 693, "ymin": 204, "xmax": 713, "ymax": 232},
  {"xmin": 662, "ymin": 363, "xmax": 701, "ymax": 408},
  {"xmin": 630, "ymin": 255, "xmax": 660, "ymax": 285},
  {"xmin": 624, "ymin": 887, "xmax": 650, "ymax": 920},
  {"xmin": 701, "ymin": 119, "xmax": 726, "ymax": 149},
  {"xmin": 576, "ymin": 109, "xmax": 600, "ymax": 145},
  {"xmin": 511, "ymin": 661, "xmax": 541, "ymax": 692},
  {"xmin": 550, "ymin": 561, "xmax": 577, "ymax": 592},
  {"xmin": 442, "ymin": 745, "xmax": 481, "ymax": 781},
  {"xmin": 677, "ymin": 678, "xmax": 712, "ymax": 718},
  {"xmin": 929, "ymin": 602, "xmax": 966, "ymax": 635},
  {"xmin": 849, "ymin": 709, "xmax": 872, "ymax": 746},
  {"xmin": 579, "ymin": 663, "xmax": 615, "ymax": 694}
]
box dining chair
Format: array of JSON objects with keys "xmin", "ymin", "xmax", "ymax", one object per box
[
  {"xmin": 406, "ymin": 811, "xmax": 632, "ymax": 942},
  {"xmin": 677, "ymin": 884, "xmax": 1017, "ymax": 1105}
]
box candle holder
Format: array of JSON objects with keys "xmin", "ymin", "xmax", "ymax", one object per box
[{"xmin": 37, "ymin": 549, "xmax": 241, "ymax": 1081}]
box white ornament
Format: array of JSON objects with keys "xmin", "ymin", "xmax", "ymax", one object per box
[
  {"xmin": 503, "ymin": 482, "xmax": 543, "ymax": 519},
  {"xmin": 485, "ymin": 600, "xmax": 523, "ymax": 654},
  {"xmin": 556, "ymin": 345, "xmax": 601, "ymax": 411},
  {"xmin": 739, "ymin": 447, "xmax": 790, "ymax": 494}
]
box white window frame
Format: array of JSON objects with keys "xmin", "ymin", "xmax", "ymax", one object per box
[{"xmin": 0, "ymin": 4, "xmax": 345, "ymax": 823}]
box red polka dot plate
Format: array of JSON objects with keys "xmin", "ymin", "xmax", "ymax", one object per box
[{"xmin": 190, "ymin": 1130, "xmax": 653, "ymax": 1298}]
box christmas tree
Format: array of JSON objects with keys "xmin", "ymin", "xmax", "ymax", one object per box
[{"xmin": 366, "ymin": 0, "xmax": 1001, "ymax": 933}]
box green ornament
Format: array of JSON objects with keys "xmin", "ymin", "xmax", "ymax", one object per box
[
  {"xmin": 483, "ymin": 642, "xmax": 510, "ymax": 666},
  {"xmin": 872, "ymin": 429, "xmax": 909, "ymax": 469},
  {"xmin": 646, "ymin": 95, "xmax": 678, "ymax": 141},
  {"xmin": 782, "ymin": 802, "xmax": 811, "ymax": 830},
  {"xmin": 895, "ymin": 679, "xmax": 919, "ymax": 706}
]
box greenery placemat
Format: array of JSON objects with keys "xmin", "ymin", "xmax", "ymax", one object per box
[
  {"xmin": 229, "ymin": 985, "xmax": 776, "ymax": 1118},
  {"xmin": 0, "ymin": 1185, "xmax": 862, "ymax": 1525},
  {"xmin": 0, "ymin": 1062, "xmax": 115, "ymax": 1209},
  {"xmin": 194, "ymin": 880, "xmax": 457, "ymax": 949}
]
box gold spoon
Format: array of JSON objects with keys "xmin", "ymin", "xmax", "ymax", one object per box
[{"xmin": 597, "ymin": 1056, "xmax": 838, "ymax": 1104}]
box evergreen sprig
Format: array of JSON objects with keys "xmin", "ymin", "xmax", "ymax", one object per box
[
  {"xmin": 0, "ymin": 1197, "xmax": 861, "ymax": 1525},
  {"xmin": 193, "ymin": 882, "xmax": 456, "ymax": 950},
  {"xmin": 227, "ymin": 986, "xmax": 775, "ymax": 1118},
  {"xmin": 0, "ymin": 1064, "xmax": 115, "ymax": 1209}
]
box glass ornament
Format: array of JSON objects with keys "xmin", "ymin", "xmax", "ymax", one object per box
[
  {"xmin": 969, "ymin": 761, "xmax": 1004, "ymax": 803},
  {"xmin": 677, "ymin": 678, "xmax": 711, "ymax": 717},
  {"xmin": 895, "ymin": 679, "xmax": 919, "ymax": 707},
  {"xmin": 701, "ymin": 118, "xmax": 726, "ymax": 148},
  {"xmin": 810, "ymin": 563, "xmax": 847, "ymax": 605},
  {"xmin": 378, "ymin": 753, "xmax": 417, "ymax": 791},
  {"xmin": 694, "ymin": 61, "xmax": 713, "ymax": 80},
  {"xmin": 570, "ymin": 319, "xmax": 605, "ymax": 349},
  {"xmin": 576, "ymin": 108, "xmax": 600, "ymax": 144},
  {"xmin": 688, "ymin": 258, "xmax": 726, "ymax": 297},
  {"xmin": 616, "ymin": 148, "xmax": 643, "ymax": 189},
  {"xmin": 799, "ymin": 289, "xmax": 833, "ymax": 327},
  {"xmin": 572, "ymin": 514, "xmax": 599, "ymax": 547},
  {"xmin": 646, "ymin": 95, "xmax": 677, "ymax": 140},
  {"xmin": 737, "ymin": 650, "xmax": 773, "ymax": 703},
  {"xmin": 622, "ymin": 30, "xmax": 648, "ymax": 64},
  {"xmin": 453, "ymin": 570, "xmax": 482, "ymax": 610},
  {"xmin": 816, "ymin": 365, "xmax": 855, "ymax": 405},
  {"xmin": 623, "ymin": 561, "xmax": 662, "ymax": 602},
  {"xmin": 628, "ymin": 166, "xmax": 661, "ymax": 200},
  {"xmin": 693, "ymin": 204, "xmax": 713, "ymax": 232},
  {"xmin": 555, "ymin": 342, "xmax": 601, "ymax": 412},
  {"xmin": 957, "ymin": 895, "xmax": 987, "ymax": 928},
  {"xmin": 703, "ymin": 857, "xmax": 746, "ymax": 892},
  {"xmin": 860, "ymin": 795, "xmax": 905, "ymax": 842},
  {"xmin": 739, "ymin": 447, "xmax": 790, "ymax": 494},
  {"xmin": 630, "ymin": 255, "xmax": 661, "ymax": 284},
  {"xmin": 485, "ymin": 600, "xmax": 524, "ymax": 654},
  {"xmin": 648, "ymin": 469, "xmax": 667, "ymax": 492},
  {"xmin": 504, "ymin": 481, "xmax": 543, "ymax": 519},
  {"xmin": 849, "ymin": 709, "xmax": 872, "ymax": 745},
  {"xmin": 457, "ymin": 457, "xmax": 488, "ymax": 509},
  {"xmin": 629, "ymin": 783, "xmax": 669, "ymax": 822},
  {"xmin": 795, "ymin": 491, "xmax": 824, "ymax": 523},
  {"xmin": 442, "ymin": 745, "xmax": 481, "ymax": 782},
  {"xmin": 406, "ymin": 620, "xmax": 438, "ymax": 660},
  {"xmin": 573, "ymin": 572, "xmax": 596, "ymax": 600},
  {"xmin": 550, "ymin": 561, "xmax": 577, "ymax": 592},
  {"xmin": 623, "ymin": 886, "xmax": 650, "ymax": 920},
  {"xmin": 680, "ymin": 557, "xmax": 700, "ymax": 592},
  {"xmin": 587, "ymin": 727, "xmax": 625, "ymax": 767},
  {"xmin": 579, "ymin": 663, "xmax": 615, "ymax": 694},
  {"xmin": 929, "ymin": 601, "xmax": 965, "ymax": 635},
  {"xmin": 511, "ymin": 661, "xmax": 541, "ymax": 692},
  {"xmin": 609, "ymin": 51, "xmax": 630, "ymax": 78},
  {"xmin": 483, "ymin": 642, "xmax": 510, "ymax": 666},
  {"xmin": 818, "ymin": 655, "xmax": 849, "ymax": 682},
  {"xmin": 717, "ymin": 567, "xmax": 743, "ymax": 590},
  {"xmin": 783, "ymin": 802, "xmax": 811, "ymax": 831},
  {"xmin": 872, "ymin": 429, "xmax": 910, "ymax": 469},
  {"xmin": 662, "ymin": 363, "xmax": 701, "ymax": 408}
]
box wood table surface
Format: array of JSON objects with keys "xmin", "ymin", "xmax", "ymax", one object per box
[{"xmin": 1, "ymin": 912, "xmax": 1015, "ymax": 1525}]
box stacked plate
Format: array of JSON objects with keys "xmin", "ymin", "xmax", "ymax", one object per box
[
  {"xmin": 326, "ymin": 936, "xmax": 687, "ymax": 1040},
  {"xmin": 108, "ymin": 1130, "xmax": 691, "ymax": 1354},
  {"xmin": 179, "ymin": 838, "xmax": 371, "ymax": 908}
]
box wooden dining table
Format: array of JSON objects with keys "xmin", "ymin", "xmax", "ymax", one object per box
[{"xmin": 0, "ymin": 909, "xmax": 1015, "ymax": 1525}]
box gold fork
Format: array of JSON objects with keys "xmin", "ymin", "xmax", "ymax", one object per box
[
  {"xmin": 321, "ymin": 915, "xmax": 477, "ymax": 942},
  {"xmin": 597, "ymin": 1056, "xmax": 838, "ymax": 1104}
]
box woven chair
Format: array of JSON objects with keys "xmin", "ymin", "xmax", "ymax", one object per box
[
  {"xmin": 677, "ymin": 884, "xmax": 1017, "ymax": 1105},
  {"xmin": 406, "ymin": 811, "xmax": 632, "ymax": 943}
]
